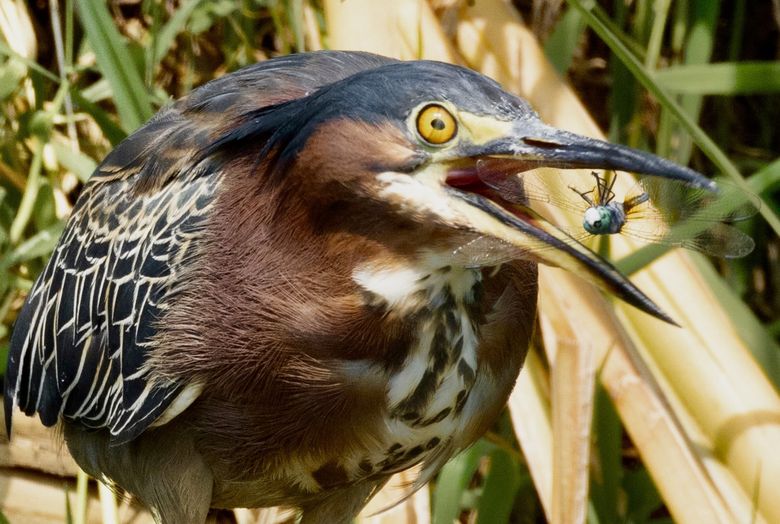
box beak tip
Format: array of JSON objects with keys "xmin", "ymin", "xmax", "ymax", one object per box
[
  {"xmin": 630, "ymin": 297, "xmax": 679, "ymax": 326},
  {"xmin": 658, "ymin": 311, "xmax": 681, "ymax": 327}
]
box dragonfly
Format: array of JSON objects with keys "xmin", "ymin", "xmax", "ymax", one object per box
[{"xmin": 470, "ymin": 160, "xmax": 760, "ymax": 259}]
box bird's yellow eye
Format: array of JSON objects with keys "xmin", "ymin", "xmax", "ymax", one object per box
[{"xmin": 416, "ymin": 104, "xmax": 457, "ymax": 145}]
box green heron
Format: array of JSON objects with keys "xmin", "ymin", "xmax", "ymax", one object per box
[{"xmin": 5, "ymin": 51, "xmax": 712, "ymax": 523}]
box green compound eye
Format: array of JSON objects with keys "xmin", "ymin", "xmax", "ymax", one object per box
[{"xmin": 583, "ymin": 206, "xmax": 612, "ymax": 234}]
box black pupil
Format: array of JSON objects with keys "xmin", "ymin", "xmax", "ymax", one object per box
[
  {"xmin": 594, "ymin": 220, "xmax": 602, "ymax": 227},
  {"xmin": 431, "ymin": 117, "xmax": 446, "ymax": 130}
]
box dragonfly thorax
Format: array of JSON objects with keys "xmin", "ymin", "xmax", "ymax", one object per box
[{"xmin": 583, "ymin": 202, "xmax": 625, "ymax": 235}]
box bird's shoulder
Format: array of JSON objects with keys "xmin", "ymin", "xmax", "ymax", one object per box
[{"xmin": 94, "ymin": 50, "xmax": 397, "ymax": 194}]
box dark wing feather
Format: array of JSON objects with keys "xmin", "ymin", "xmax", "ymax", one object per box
[
  {"xmin": 6, "ymin": 150, "xmax": 217, "ymax": 443},
  {"xmin": 5, "ymin": 50, "xmax": 396, "ymax": 443}
]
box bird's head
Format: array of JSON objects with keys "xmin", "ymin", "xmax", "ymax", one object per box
[{"xmin": 207, "ymin": 59, "xmax": 712, "ymax": 324}]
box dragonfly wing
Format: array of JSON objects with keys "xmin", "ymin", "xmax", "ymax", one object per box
[
  {"xmin": 451, "ymin": 221, "xmax": 594, "ymax": 268},
  {"xmin": 474, "ymin": 159, "xmax": 530, "ymax": 205},
  {"xmin": 708, "ymin": 179, "xmax": 762, "ymax": 221},
  {"xmin": 637, "ymin": 177, "xmax": 760, "ymax": 222},
  {"xmin": 620, "ymin": 177, "xmax": 759, "ymax": 258},
  {"xmin": 475, "ymin": 162, "xmax": 594, "ymax": 215},
  {"xmin": 678, "ymin": 223, "xmax": 756, "ymax": 258},
  {"xmin": 621, "ymin": 217, "xmax": 756, "ymax": 257},
  {"xmin": 451, "ymin": 235, "xmax": 522, "ymax": 267},
  {"xmin": 616, "ymin": 215, "xmax": 672, "ymax": 244}
]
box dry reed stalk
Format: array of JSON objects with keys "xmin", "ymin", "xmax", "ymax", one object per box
[
  {"xmin": 542, "ymin": 298, "xmax": 596, "ymax": 524},
  {"xmin": 508, "ymin": 347, "xmax": 553, "ymax": 517},
  {"xmin": 455, "ymin": 2, "xmax": 780, "ymax": 522}
]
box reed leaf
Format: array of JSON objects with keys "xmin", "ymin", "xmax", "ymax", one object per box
[
  {"xmin": 655, "ymin": 62, "xmax": 780, "ymax": 94},
  {"xmin": 77, "ymin": 0, "xmax": 153, "ymax": 132}
]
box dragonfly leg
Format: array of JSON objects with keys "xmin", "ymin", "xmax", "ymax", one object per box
[
  {"xmin": 592, "ymin": 171, "xmax": 617, "ymax": 206},
  {"xmin": 569, "ymin": 184, "xmax": 595, "ymax": 206}
]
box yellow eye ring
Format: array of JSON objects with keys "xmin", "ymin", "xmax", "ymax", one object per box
[{"xmin": 416, "ymin": 104, "xmax": 457, "ymax": 145}]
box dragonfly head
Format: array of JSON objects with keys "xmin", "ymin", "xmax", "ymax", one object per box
[{"xmin": 582, "ymin": 206, "xmax": 617, "ymax": 235}]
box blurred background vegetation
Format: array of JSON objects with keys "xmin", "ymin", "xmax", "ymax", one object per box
[{"xmin": 0, "ymin": 0, "xmax": 778, "ymax": 523}]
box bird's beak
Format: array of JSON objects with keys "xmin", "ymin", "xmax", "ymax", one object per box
[
  {"xmin": 438, "ymin": 117, "xmax": 712, "ymax": 325},
  {"xmin": 453, "ymin": 118, "xmax": 714, "ymax": 189}
]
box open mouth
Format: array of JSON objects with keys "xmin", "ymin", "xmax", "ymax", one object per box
[
  {"xmin": 444, "ymin": 157, "xmax": 539, "ymax": 223},
  {"xmin": 430, "ymin": 122, "xmax": 719, "ymax": 326},
  {"xmin": 441, "ymin": 157, "xmax": 678, "ymax": 325}
]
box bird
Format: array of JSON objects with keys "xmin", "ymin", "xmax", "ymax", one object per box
[{"xmin": 4, "ymin": 51, "xmax": 713, "ymax": 523}]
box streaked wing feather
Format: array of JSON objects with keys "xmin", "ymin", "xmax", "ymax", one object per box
[{"xmin": 7, "ymin": 161, "xmax": 217, "ymax": 443}]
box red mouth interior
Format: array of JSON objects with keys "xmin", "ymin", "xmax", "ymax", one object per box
[
  {"xmin": 445, "ymin": 166, "xmax": 491, "ymax": 195},
  {"xmin": 445, "ymin": 160, "xmax": 536, "ymax": 223}
]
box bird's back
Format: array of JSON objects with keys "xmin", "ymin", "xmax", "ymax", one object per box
[{"xmin": 4, "ymin": 50, "xmax": 397, "ymax": 443}]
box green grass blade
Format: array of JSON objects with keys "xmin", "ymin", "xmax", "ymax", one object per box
[
  {"xmin": 644, "ymin": 0, "xmax": 671, "ymax": 68},
  {"xmin": 65, "ymin": 0, "xmax": 74, "ymax": 66},
  {"xmin": 589, "ymin": 2, "xmax": 646, "ymax": 61},
  {"xmin": 77, "ymin": 0, "xmax": 153, "ymax": 132},
  {"xmin": 746, "ymin": 157, "xmax": 780, "ymax": 195},
  {"xmin": 80, "ymin": 78, "xmax": 112, "ymax": 102},
  {"xmin": 0, "ymin": 220, "xmax": 65, "ymax": 270},
  {"xmin": 669, "ymin": 0, "xmax": 719, "ymax": 164},
  {"xmin": 75, "ymin": 470, "xmax": 89, "ymax": 524},
  {"xmin": 589, "ymin": 384, "xmax": 622, "ymax": 523},
  {"xmin": 8, "ymin": 141, "xmax": 44, "ymax": 244},
  {"xmin": 726, "ymin": 1, "xmax": 746, "ymax": 60},
  {"xmin": 603, "ymin": 0, "xmax": 639, "ymax": 147},
  {"xmin": 152, "ymin": 0, "xmax": 207, "ymax": 69},
  {"xmin": 288, "ymin": 0, "xmax": 306, "ymax": 52},
  {"xmin": 655, "ymin": 62, "xmax": 780, "ymax": 94},
  {"xmin": 70, "ymin": 89, "xmax": 127, "ymax": 145},
  {"xmin": 0, "ymin": 41, "xmax": 59, "ymax": 82},
  {"xmin": 683, "ymin": 1, "xmax": 719, "ymax": 67},
  {"xmin": 433, "ymin": 440, "xmax": 492, "ymax": 524},
  {"xmin": 623, "ymin": 468, "xmax": 664, "ymax": 522},
  {"xmin": 544, "ymin": 7, "xmax": 586, "ymax": 75},
  {"xmin": 51, "ymin": 141, "xmax": 97, "ymax": 183},
  {"xmin": 475, "ymin": 448, "xmax": 521, "ymax": 523},
  {"xmin": 0, "ymin": 58, "xmax": 27, "ymax": 101}
]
